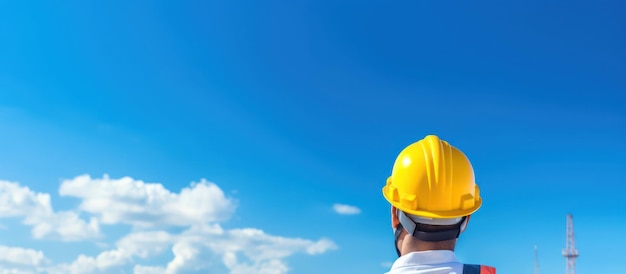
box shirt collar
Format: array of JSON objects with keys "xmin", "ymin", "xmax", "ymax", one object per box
[{"xmin": 391, "ymin": 250, "xmax": 459, "ymax": 269}]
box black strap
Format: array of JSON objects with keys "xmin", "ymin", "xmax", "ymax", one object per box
[
  {"xmin": 394, "ymin": 223, "xmax": 403, "ymax": 257},
  {"xmin": 412, "ymin": 228, "xmax": 461, "ymax": 242},
  {"xmin": 463, "ymin": 264, "xmax": 480, "ymax": 274}
]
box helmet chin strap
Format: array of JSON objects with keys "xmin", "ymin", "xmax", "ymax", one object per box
[
  {"xmin": 394, "ymin": 210, "xmax": 467, "ymax": 256},
  {"xmin": 393, "ymin": 223, "xmax": 404, "ymax": 257}
]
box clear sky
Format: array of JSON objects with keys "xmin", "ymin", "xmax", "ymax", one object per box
[{"xmin": 0, "ymin": 1, "xmax": 625, "ymax": 273}]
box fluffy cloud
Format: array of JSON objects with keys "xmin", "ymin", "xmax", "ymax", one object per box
[
  {"xmin": 332, "ymin": 203, "xmax": 361, "ymax": 215},
  {"xmin": 134, "ymin": 265, "xmax": 166, "ymax": 274},
  {"xmin": 0, "ymin": 180, "xmax": 100, "ymax": 241},
  {"xmin": 0, "ymin": 245, "xmax": 48, "ymax": 266},
  {"xmin": 0, "ymin": 175, "xmax": 336, "ymax": 274},
  {"xmin": 204, "ymin": 227, "xmax": 337, "ymax": 272},
  {"xmin": 54, "ymin": 224, "xmax": 337, "ymax": 274},
  {"xmin": 59, "ymin": 175, "xmax": 236, "ymax": 228},
  {"xmin": 0, "ymin": 245, "xmax": 49, "ymax": 274}
]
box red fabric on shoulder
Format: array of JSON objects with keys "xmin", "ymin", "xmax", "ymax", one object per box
[{"xmin": 480, "ymin": 265, "xmax": 496, "ymax": 274}]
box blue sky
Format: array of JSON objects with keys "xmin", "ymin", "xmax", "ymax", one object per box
[{"xmin": 0, "ymin": 0, "xmax": 624, "ymax": 273}]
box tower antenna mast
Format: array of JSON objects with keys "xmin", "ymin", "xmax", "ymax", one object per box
[{"xmin": 562, "ymin": 214, "xmax": 579, "ymax": 274}]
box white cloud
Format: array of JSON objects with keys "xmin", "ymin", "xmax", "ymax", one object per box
[
  {"xmin": 229, "ymin": 259, "xmax": 289, "ymax": 274},
  {"xmin": 306, "ymin": 238, "xmax": 337, "ymax": 255},
  {"xmin": 134, "ymin": 265, "xmax": 165, "ymax": 274},
  {"xmin": 215, "ymin": 228, "xmax": 337, "ymax": 262},
  {"xmin": 57, "ymin": 224, "xmax": 336, "ymax": 274},
  {"xmin": 0, "ymin": 180, "xmax": 100, "ymax": 241},
  {"xmin": 117, "ymin": 230, "xmax": 173, "ymax": 259},
  {"xmin": 0, "ymin": 245, "xmax": 50, "ymax": 274},
  {"xmin": 25, "ymin": 211, "xmax": 100, "ymax": 241},
  {"xmin": 0, "ymin": 269, "xmax": 42, "ymax": 274},
  {"xmin": 332, "ymin": 203, "xmax": 361, "ymax": 215},
  {"xmin": 0, "ymin": 245, "xmax": 48, "ymax": 266},
  {"xmin": 0, "ymin": 175, "xmax": 337, "ymax": 274},
  {"xmin": 59, "ymin": 175, "xmax": 236, "ymax": 228},
  {"xmin": 0, "ymin": 180, "xmax": 51, "ymax": 218}
]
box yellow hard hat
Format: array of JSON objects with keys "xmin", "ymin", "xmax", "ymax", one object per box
[{"xmin": 382, "ymin": 135, "xmax": 482, "ymax": 219}]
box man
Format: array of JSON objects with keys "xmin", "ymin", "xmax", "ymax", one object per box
[{"xmin": 382, "ymin": 135, "xmax": 495, "ymax": 274}]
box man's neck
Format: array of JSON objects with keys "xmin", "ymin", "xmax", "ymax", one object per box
[{"xmin": 401, "ymin": 235, "xmax": 457, "ymax": 254}]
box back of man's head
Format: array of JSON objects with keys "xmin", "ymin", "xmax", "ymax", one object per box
[{"xmin": 382, "ymin": 135, "xmax": 482, "ymax": 255}]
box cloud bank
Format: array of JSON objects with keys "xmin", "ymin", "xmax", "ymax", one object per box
[{"xmin": 0, "ymin": 175, "xmax": 337, "ymax": 274}]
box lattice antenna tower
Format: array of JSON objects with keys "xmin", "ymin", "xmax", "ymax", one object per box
[{"xmin": 562, "ymin": 214, "xmax": 579, "ymax": 274}]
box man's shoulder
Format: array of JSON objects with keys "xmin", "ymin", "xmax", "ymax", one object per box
[{"xmin": 384, "ymin": 263, "xmax": 495, "ymax": 274}]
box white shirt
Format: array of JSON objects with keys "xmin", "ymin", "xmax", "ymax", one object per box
[{"xmin": 385, "ymin": 250, "xmax": 465, "ymax": 274}]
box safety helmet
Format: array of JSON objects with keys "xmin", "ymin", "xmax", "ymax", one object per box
[{"xmin": 382, "ymin": 135, "xmax": 482, "ymax": 219}]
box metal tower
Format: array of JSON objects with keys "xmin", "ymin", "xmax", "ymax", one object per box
[
  {"xmin": 534, "ymin": 245, "xmax": 540, "ymax": 274},
  {"xmin": 562, "ymin": 214, "xmax": 579, "ymax": 274}
]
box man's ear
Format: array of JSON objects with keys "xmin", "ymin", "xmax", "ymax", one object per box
[
  {"xmin": 460, "ymin": 215, "xmax": 471, "ymax": 233},
  {"xmin": 391, "ymin": 206, "xmax": 400, "ymax": 229}
]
